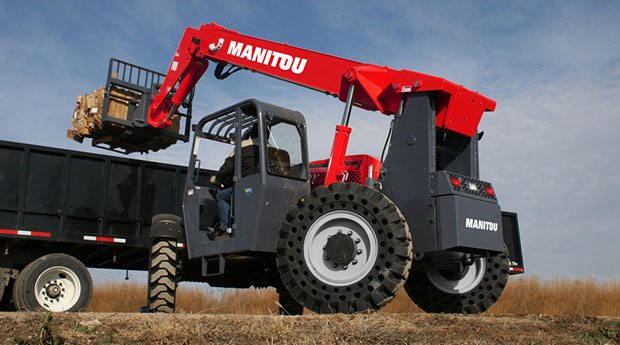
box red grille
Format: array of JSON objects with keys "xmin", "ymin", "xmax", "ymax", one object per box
[{"xmin": 309, "ymin": 154, "xmax": 381, "ymax": 190}]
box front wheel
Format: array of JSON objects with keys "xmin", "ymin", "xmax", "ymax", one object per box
[
  {"xmin": 276, "ymin": 182, "xmax": 413, "ymax": 314},
  {"xmin": 147, "ymin": 239, "xmax": 178, "ymax": 313},
  {"xmin": 12, "ymin": 254, "xmax": 93, "ymax": 312},
  {"xmin": 405, "ymin": 248, "xmax": 510, "ymax": 314}
]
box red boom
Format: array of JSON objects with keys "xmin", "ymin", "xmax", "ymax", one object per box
[{"xmin": 148, "ymin": 23, "xmax": 497, "ymax": 185}]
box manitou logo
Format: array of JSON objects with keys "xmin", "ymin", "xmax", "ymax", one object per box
[
  {"xmin": 227, "ymin": 40, "xmax": 307, "ymax": 74},
  {"xmin": 465, "ymin": 218, "xmax": 498, "ymax": 232}
]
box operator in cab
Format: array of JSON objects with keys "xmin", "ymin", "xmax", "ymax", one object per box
[{"xmin": 209, "ymin": 123, "xmax": 261, "ymax": 234}]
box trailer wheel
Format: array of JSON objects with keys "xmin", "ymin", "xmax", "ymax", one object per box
[
  {"xmin": 12, "ymin": 254, "xmax": 93, "ymax": 312},
  {"xmin": 405, "ymin": 248, "xmax": 510, "ymax": 314},
  {"xmin": 148, "ymin": 239, "xmax": 178, "ymax": 313},
  {"xmin": 276, "ymin": 182, "xmax": 413, "ymax": 314}
]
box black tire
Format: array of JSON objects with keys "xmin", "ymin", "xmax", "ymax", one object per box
[
  {"xmin": 12, "ymin": 254, "xmax": 93, "ymax": 312},
  {"xmin": 148, "ymin": 239, "xmax": 178, "ymax": 313},
  {"xmin": 405, "ymin": 248, "xmax": 510, "ymax": 314},
  {"xmin": 276, "ymin": 182, "xmax": 413, "ymax": 314},
  {"xmin": 277, "ymin": 286, "xmax": 304, "ymax": 315}
]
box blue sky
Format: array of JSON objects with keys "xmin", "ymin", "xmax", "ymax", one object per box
[{"xmin": 1, "ymin": 1, "xmax": 619, "ymax": 282}]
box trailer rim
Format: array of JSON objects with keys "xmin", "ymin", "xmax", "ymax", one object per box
[{"xmin": 34, "ymin": 266, "xmax": 82, "ymax": 312}]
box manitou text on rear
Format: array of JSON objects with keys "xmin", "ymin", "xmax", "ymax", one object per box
[{"xmin": 465, "ymin": 218, "xmax": 498, "ymax": 232}]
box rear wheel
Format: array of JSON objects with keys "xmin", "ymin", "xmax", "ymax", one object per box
[
  {"xmin": 147, "ymin": 239, "xmax": 178, "ymax": 313},
  {"xmin": 12, "ymin": 254, "xmax": 93, "ymax": 312},
  {"xmin": 276, "ymin": 182, "xmax": 413, "ymax": 314},
  {"xmin": 405, "ymin": 248, "xmax": 509, "ymax": 314}
]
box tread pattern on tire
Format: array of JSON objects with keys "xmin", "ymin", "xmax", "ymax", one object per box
[
  {"xmin": 276, "ymin": 182, "xmax": 413, "ymax": 314},
  {"xmin": 277, "ymin": 287, "xmax": 304, "ymax": 315},
  {"xmin": 406, "ymin": 248, "xmax": 510, "ymax": 314},
  {"xmin": 148, "ymin": 239, "xmax": 178, "ymax": 313}
]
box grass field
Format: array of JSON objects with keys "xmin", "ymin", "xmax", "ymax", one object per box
[{"xmin": 88, "ymin": 276, "xmax": 620, "ymax": 316}]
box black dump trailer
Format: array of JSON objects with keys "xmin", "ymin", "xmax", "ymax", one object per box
[{"xmin": 0, "ymin": 139, "xmax": 214, "ymax": 311}]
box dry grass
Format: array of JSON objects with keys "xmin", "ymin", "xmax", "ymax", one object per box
[{"xmin": 89, "ymin": 276, "xmax": 620, "ymax": 316}]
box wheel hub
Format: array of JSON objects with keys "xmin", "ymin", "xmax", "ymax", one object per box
[
  {"xmin": 46, "ymin": 284, "xmax": 62, "ymax": 298},
  {"xmin": 324, "ymin": 232, "xmax": 356, "ymax": 267},
  {"xmin": 303, "ymin": 210, "xmax": 378, "ymax": 287}
]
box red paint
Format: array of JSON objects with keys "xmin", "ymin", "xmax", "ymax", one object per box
[
  {"xmin": 147, "ymin": 22, "xmax": 496, "ymax": 140},
  {"xmin": 310, "ymin": 154, "xmax": 382, "ymax": 189},
  {"xmin": 323, "ymin": 125, "xmax": 352, "ymax": 186}
]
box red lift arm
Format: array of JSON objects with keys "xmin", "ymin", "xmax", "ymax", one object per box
[{"xmin": 148, "ymin": 23, "xmax": 496, "ymax": 185}]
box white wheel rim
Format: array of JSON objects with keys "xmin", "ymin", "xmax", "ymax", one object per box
[
  {"xmin": 303, "ymin": 210, "xmax": 378, "ymax": 287},
  {"xmin": 34, "ymin": 266, "xmax": 82, "ymax": 312},
  {"xmin": 426, "ymin": 258, "xmax": 486, "ymax": 294}
]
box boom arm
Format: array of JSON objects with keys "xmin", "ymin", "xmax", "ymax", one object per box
[{"xmin": 148, "ymin": 22, "xmax": 497, "ymax": 184}]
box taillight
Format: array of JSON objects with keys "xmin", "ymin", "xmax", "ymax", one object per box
[
  {"xmin": 484, "ymin": 185, "xmax": 495, "ymax": 196},
  {"xmin": 450, "ymin": 177, "xmax": 462, "ymax": 189}
]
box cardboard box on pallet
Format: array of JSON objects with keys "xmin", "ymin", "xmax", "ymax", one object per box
[{"xmin": 67, "ymin": 86, "xmax": 181, "ymax": 152}]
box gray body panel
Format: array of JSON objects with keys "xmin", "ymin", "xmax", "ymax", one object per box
[
  {"xmin": 436, "ymin": 195, "xmax": 504, "ymax": 253},
  {"xmin": 381, "ymin": 93, "xmax": 504, "ymax": 255},
  {"xmin": 381, "ymin": 93, "xmax": 438, "ymax": 254}
]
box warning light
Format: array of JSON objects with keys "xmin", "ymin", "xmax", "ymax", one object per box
[
  {"xmin": 484, "ymin": 185, "xmax": 495, "ymax": 196},
  {"xmin": 450, "ymin": 177, "xmax": 462, "ymax": 189}
]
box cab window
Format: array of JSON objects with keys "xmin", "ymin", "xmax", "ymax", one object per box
[{"xmin": 265, "ymin": 120, "xmax": 306, "ymax": 180}]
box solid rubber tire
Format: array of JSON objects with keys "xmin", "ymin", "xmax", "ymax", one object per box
[
  {"xmin": 276, "ymin": 182, "xmax": 413, "ymax": 314},
  {"xmin": 148, "ymin": 239, "xmax": 178, "ymax": 313},
  {"xmin": 12, "ymin": 253, "xmax": 93, "ymax": 312},
  {"xmin": 277, "ymin": 286, "xmax": 304, "ymax": 315},
  {"xmin": 405, "ymin": 247, "xmax": 510, "ymax": 314}
]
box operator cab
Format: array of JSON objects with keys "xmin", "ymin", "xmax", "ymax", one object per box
[{"xmin": 183, "ymin": 99, "xmax": 310, "ymax": 261}]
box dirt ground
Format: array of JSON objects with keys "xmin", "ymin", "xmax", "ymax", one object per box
[{"xmin": 1, "ymin": 312, "xmax": 619, "ymax": 345}]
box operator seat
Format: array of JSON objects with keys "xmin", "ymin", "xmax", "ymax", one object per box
[{"xmin": 267, "ymin": 148, "xmax": 291, "ymax": 176}]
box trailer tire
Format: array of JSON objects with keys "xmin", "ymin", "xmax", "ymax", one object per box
[
  {"xmin": 12, "ymin": 254, "xmax": 93, "ymax": 312},
  {"xmin": 276, "ymin": 182, "xmax": 413, "ymax": 314},
  {"xmin": 148, "ymin": 239, "xmax": 178, "ymax": 313},
  {"xmin": 405, "ymin": 247, "xmax": 510, "ymax": 314}
]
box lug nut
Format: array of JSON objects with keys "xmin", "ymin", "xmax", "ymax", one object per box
[
  {"xmin": 338, "ymin": 229, "xmax": 342, "ymax": 234},
  {"xmin": 348, "ymin": 231, "xmax": 353, "ymax": 236},
  {"xmin": 355, "ymin": 238, "xmax": 361, "ymax": 244},
  {"xmin": 332, "ymin": 263, "xmax": 338, "ymax": 268},
  {"xmin": 357, "ymin": 249, "xmax": 362, "ymax": 254},
  {"xmin": 352, "ymin": 259, "xmax": 358, "ymax": 265},
  {"xmin": 324, "ymin": 256, "xmax": 329, "ymax": 261},
  {"xmin": 343, "ymin": 265, "xmax": 348, "ymax": 270}
]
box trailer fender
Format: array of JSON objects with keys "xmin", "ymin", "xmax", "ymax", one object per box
[{"xmin": 151, "ymin": 214, "xmax": 184, "ymax": 241}]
